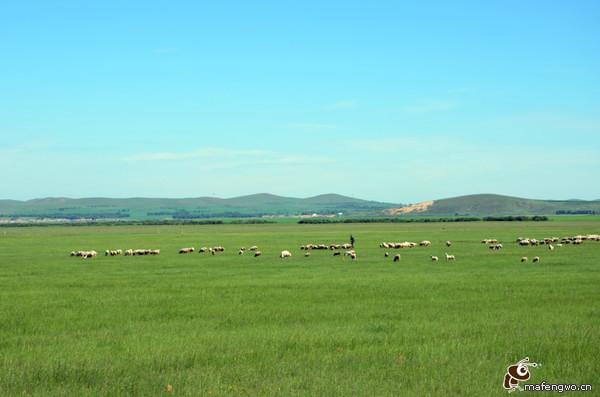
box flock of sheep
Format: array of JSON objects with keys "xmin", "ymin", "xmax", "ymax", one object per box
[
  {"xmin": 512, "ymin": 234, "xmax": 600, "ymax": 263},
  {"xmin": 378, "ymin": 239, "xmax": 455, "ymax": 262},
  {"xmin": 69, "ymin": 233, "xmax": 597, "ymax": 262}
]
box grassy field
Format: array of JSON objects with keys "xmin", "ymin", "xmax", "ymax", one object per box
[{"xmin": 0, "ymin": 220, "xmax": 598, "ymax": 395}]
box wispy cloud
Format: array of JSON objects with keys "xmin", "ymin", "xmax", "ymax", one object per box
[
  {"xmin": 445, "ymin": 87, "xmax": 471, "ymax": 94},
  {"xmin": 324, "ymin": 100, "xmax": 356, "ymax": 110},
  {"xmin": 154, "ymin": 48, "xmax": 177, "ymax": 53},
  {"xmin": 0, "ymin": 141, "xmax": 57, "ymax": 156},
  {"xmin": 122, "ymin": 147, "xmax": 332, "ymax": 166},
  {"xmin": 283, "ymin": 123, "xmax": 339, "ymax": 130},
  {"xmin": 123, "ymin": 148, "xmax": 267, "ymax": 162},
  {"xmin": 400, "ymin": 99, "xmax": 457, "ymax": 114}
]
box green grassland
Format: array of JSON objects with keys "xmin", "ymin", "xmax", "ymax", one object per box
[{"xmin": 0, "ymin": 221, "xmax": 598, "ymax": 395}]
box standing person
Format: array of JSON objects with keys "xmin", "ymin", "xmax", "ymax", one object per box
[{"xmin": 350, "ymin": 234, "xmax": 355, "ymax": 248}]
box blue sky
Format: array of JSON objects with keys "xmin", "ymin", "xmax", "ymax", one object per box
[{"xmin": 1, "ymin": 1, "xmax": 599, "ymax": 203}]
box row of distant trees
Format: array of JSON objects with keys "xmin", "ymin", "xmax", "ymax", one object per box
[
  {"xmin": 555, "ymin": 210, "xmax": 599, "ymax": 215},
  {"xmin": 298, "ymin": 216, "xmax": 549, "ymax": 224},
  {"xmin": 0, "ymin": 212, "xmax": 130, "ymax": 220},
  {"xmin": 0, "ymin": 214, "xmax": 554, "ymax": 227}
]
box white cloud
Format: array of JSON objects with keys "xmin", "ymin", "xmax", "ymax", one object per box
[
  {"xmin": 283, "ymin": 123, "xmax": 339, "ymax": 131},
  {"xmin": 445, "ymin": 87, "xmax": 472, "ymax": 94},
  {"xmin": 400, "ymin": 99, "xmax": 458, "ymax": 114},
  {"xmin": 122, "ymin": 148, "xmax": 268, "ymax": 162},
  {"xmin": 121, "ymin": 147, "xmax": 332, "ymax": 167},
  {"xmin": 153, "ymin": 48, "xmax": 177, "ymax": 53},
  {"xmin": 324, "ymin": 100, "xmax": 356, "ymax": 110}
]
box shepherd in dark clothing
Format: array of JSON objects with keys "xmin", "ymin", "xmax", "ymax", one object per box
[{"xmin": 350, "ymin": 235, "xmax": 355, "ymax": 248}]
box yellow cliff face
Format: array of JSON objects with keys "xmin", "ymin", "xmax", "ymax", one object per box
[{"xmin": 382, "ymin": 201, "xmax": 435, "ymax": 215}]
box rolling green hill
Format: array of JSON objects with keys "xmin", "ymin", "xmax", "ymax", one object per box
[
  {"xmin": 1, "ymin": 193, "xmax": 599, "ymax": 221},
  {"xmin": 385, "ymin": 194, "xmax": 600, "ymax": 217},
  {"xmin": 0, "ymin": 194, "xmax": 398, "ymax": 221}
]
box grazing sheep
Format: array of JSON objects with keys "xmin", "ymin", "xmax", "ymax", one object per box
[
  {"xmin": 150, "ymin": 249, "xmax": 160, "ymax": 255},
  {"xmin": 446, "ymin": 241, "xmax": 452, "ymax": 247},
  {"xmin": 393, "ymin": 253, "xmax": 401, "ymax": 262},
  {"xmin": 238, "ymin": 250, "xmax": 244, "ymax": 255},
  {"xmin": 333, "ymin": 251, "xmax": 341, "ymax": 256},
  {"xmin": 254, "ymin": 251, "xmax": 262, "ymax": 257},
  {"xmin": 305, "ymin": 252, "xmax": 311, "ymax": 257},
  {"xmin": 83, "ymin": 250, "xmax": 97, "ymax": 258},
  {"xmin": 280, "ymin": 250, "xmax": 292, "ymax": 258},
  {"xmin": 198, "ymin": 247, "xmax": 208, "ymax": 253},
  {"xmin": 342, "ymin": 250, "xmax": 356, "ymax": 260},
  {"xmin": 532, "ymin": 256, "xmax": 540, "ymax": 263},
  {"xmin": 179, "ymin": 247, "xmax": 195, "ymax": 254},
  {"xmin": 419, "ymin": 240, "xmax": 431, "ymax": 247},
  {"xmin": 482, "ymin": 239, "xmax": 498, "ymax": 244},
  {"xmin": 548, "ymin": 244, "xmax": 554, "ymax": 250},
  {"xmin": 384, "ymin": 252, "xmax": 389, "ymax": 257},
  {"xmin": 431, "ymin": 255, "xmax": 439, "ymax": 262},
  {"xmin": 125, "ymin": 249, "xmax": 133, "ymax": 256},
  {"xmin": 249, "ymin": 246, "xmax": 258, "ymax": 251},
  {"xmin": 445, "ymin": 253, "xmax": 455, "ymax": 261},
  {"xmin": 521, "ymin": 257, "xmax": 528, "ymax": 262}
]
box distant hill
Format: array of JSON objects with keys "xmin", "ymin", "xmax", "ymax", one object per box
[
  {"xmin": 0, "ymin": 194, "xmax": 399, "ymax": 221},
  {"xmin": 382, "ymin": 194, "xmax": 600, "ymax": 217},
  {"xmin": 1, "ymin": 193, "xmax": 599, "ymax": 222}
]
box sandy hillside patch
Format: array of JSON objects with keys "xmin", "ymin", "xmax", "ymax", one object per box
[{"xmin": 383, "ymin": 201, "xmax": 435, "ymax": 215}]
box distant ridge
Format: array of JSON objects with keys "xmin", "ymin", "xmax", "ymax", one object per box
[
  {"xmin": 0, "ymin": 194, "xmax": 399, "ymax": 220},
  {"xmin": 0, "ymin": 193, "xmax": 599, "ymax": 221},
  {"xmin": 384, "ymin": 194, "xmax": 600, "ymax": 217}
]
